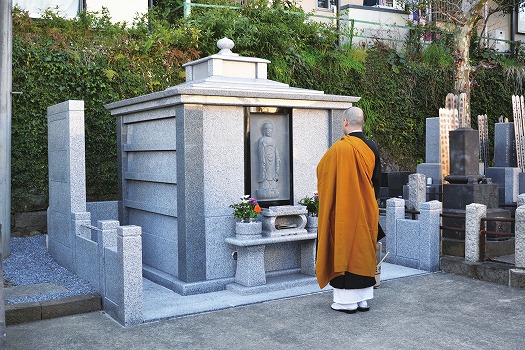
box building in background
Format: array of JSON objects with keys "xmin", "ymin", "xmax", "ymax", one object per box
[{"xmin": 13, "ymin": 0, "xmax": 149, "ymax": 24}]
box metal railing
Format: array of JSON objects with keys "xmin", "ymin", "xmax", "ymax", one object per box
[
  {"xmin": 440, "ymin": 212, "xmax": 465, "ymax": 236},
  {"xmin": 479, "ymin": 217, "xmax": 515, "ymax": 262}
]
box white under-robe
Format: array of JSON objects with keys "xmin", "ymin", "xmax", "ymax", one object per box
[{"xmin": 333, "ymin": 286, "xmax": 373, "ymax": 305}]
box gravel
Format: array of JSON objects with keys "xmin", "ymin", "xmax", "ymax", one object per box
[{"xmin": 2, "ymin": 234, "xmax": 96, "ymax": 304}]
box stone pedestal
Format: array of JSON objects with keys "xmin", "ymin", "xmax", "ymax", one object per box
[
  {"xmin": 442, "ymin": 183, "xmax": 499, "ymax": 210},
  {"xmin": 235, "ymin": 245, "xmax": 267, "ymax": 286}
]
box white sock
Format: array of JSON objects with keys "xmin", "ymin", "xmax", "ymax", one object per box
[
  {"xmin": 358, "ymin": 300, "xmax": 368, "ymax": 308},
  {"xmin": 332, "ymin": 302, "xmax": 357, "ymax": 310}
]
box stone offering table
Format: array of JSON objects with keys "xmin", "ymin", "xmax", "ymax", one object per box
[{"xmin": 225, "ymin": 232, "xmax": 316, "ymax": 292}]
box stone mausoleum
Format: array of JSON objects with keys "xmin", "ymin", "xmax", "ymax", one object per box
[{"xmin": 105, "ymin": 38, "xmax": 359, "ymax": 295}]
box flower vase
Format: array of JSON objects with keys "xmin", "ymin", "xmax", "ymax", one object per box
[
  {"xmin": 235, "ymin": 219, "xmax": 262, "ymax": 238},
  {"xmin": 305, "ymin": 215, "xmax": 318, "ymax": 233}
]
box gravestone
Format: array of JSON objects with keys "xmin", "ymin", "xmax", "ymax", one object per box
[
  {"xmin": 485, "ymin": 122, "xmax": 520, "ymax": 206},
  {"xmin": 478, "ymin": 114, "xmax": 489, "ymax": 168},
  {"xmin": 379, "ymin": 171, "xmax": 412, "ymax": 199},
  {"xmin": 442, "ymin": 127, "xmax": 510, "ymax": 257},
  {"xmin": 105, "ymin": 38, "xmax": 360, "ymax": 295},
  {"xmin": 494, "ymin": 122, "xmax": 517, "ymax": 167},
  {"xmin": 416, "ymin": 117, "xmax": 443, "ymax": 201}
]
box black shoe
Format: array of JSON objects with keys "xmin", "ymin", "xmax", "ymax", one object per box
[
  {"xmin": 357, "ymin": 306, "xmax": 370, "ymax": 312},
  {"xmin": 331, "ymin": 305, "xmax": 357, "ymax": 314}
]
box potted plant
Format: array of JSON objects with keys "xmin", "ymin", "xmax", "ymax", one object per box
[
  {"xmin": 299, "ymin": 193, "xmax": 319, "ymax": 231},
  {"xmin": 230, "ymin": 195, "xmax": 263, "ymax": 237}
]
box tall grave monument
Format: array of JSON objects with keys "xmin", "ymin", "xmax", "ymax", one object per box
[
  {"xmin": 105, "ymin": 39, "xmax": 360, "ymax": 295},
  {"xmin": 485, "ymin": 121, "xmax": 520, "ymax": 208},
  {"xmin": 441, "ymin": 107, "xmax": 510, "ymax": 256}
]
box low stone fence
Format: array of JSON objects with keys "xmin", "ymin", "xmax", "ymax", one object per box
[
  {"xmin": 46, "ymin": 100, "xmax": 143, "ymax": 326},
  {"xmin": 385, "ymin": 198, "xmax": 441, "ymax": 272},
  {"xmin": 464, "ymin": 194, "xmax": 525, "ymax": 268},
  {"xmin": 79, "ymin": 221, "xmax": 143, "ymax": 326}
]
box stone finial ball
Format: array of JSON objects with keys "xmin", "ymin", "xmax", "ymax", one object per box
[{"xmin": 217, "ymin": 37, "xmax": 235, "ymax": 51}]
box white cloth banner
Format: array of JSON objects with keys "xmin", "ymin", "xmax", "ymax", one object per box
[{"xmin": 14, "ymin": 0, "xmax": 79, "ymax": 18}]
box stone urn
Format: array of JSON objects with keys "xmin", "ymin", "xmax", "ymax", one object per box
[
  {"xmin": 235, "ymin": 219, "xmax": 263, "ymax": 238},
  {"xmin": 305, "ymin": 215, "xmax": 318, "ymax": 232}
]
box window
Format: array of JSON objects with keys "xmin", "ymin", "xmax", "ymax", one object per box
[
  {"xmin": 317, "ymin": 0, "xmax": 335, "ymax": 10},
  {"xmin": 363, "ymin": 0, "xmax": 400, "ymax": 8},
  {"xmin": 518, "ymin": 2, "xmax": 525, "ymax": 34}
]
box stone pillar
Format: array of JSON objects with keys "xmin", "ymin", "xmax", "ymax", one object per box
[
  {"xmin": 176, "ymin": 104, "xmax": 206, "ymax": 283},
  {"xmin": 518, "ymin": 193, "xmax": 525, "ymax": 207},
  {"xmin": 47, "ymin": 100, "xmax": 87, "ymax": 269},
  {"xmin": 117, "ymin": 225, "xmax": 143, "ymax": 326},
  {"xmin": 386, "ymin": 198, "xmax": 405, "ymax": 262},
  {"xmin": 464, "ymin": 203, "xmax": 487, "ymax": 262},
  {"xmin": 515, "ymin": 205, "xmax": 525, "ymax": 269},
  {"xmin": 97, "ymin": 220, "xmax": 119, "ymax": 297},
  {"xmin": 408, "ymin": 173, "xmax": 426, "ymax": 211},
  {"xmin": 418, "ymin": 201, "xmax": 442, "ymax": 271}
]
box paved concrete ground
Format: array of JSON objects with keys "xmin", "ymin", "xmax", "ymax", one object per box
[
  {"xmin": 6, "ymin": 272, "xmax": 525, "ymax": 350},
  {"xmin": 142, "ymin": 262, "xmax": 426, "ymax": 321}
]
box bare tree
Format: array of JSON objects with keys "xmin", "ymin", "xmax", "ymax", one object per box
[{"xmin": 411, "ymin": 0, "xmax": 520, "ymax": 116}]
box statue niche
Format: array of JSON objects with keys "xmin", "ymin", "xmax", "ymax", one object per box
[{"xmin": 257, "ymin": 121, "xmax": 281, "ymax": 199}]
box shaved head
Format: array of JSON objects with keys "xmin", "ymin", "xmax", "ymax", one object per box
[
  {"xmin": 342, "ymin": 107, "xmax": 364, "ymax": 134},
  {"xmin": 343, "ymin": 107, "xmax": 364, "ymax": 127}
]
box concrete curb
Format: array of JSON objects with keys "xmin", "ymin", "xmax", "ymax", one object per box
[
  {"xmin": 5, "ymin": 293, "xmax": 101, "ymax": 325},
  {"xmin": 441, "ymin": 255, "xmax": 525, "ymax": 288}
]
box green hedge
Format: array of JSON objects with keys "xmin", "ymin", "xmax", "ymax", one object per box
[{"xmin": 9, "ymin": 4, "xmax": 524, "ymax": 212}]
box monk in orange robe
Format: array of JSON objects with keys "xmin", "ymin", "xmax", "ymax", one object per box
[{"xmin": 316, "ymin": 106, "xmax": 382, "ymax": 314}]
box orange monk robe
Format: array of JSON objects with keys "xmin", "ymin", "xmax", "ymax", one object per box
[{"xmin": 316, "ymin": 135, "xmax": 379, "ymax": 289}]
